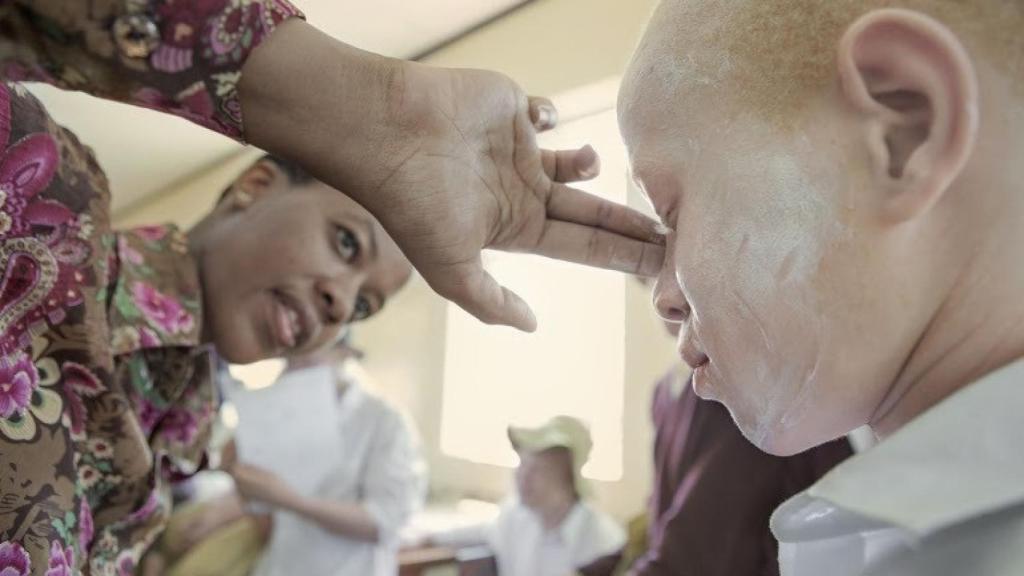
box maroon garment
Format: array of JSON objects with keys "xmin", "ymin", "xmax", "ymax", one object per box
[{"xmin": 630, "ymin": 369, "xmax": 853, "ymax": 576}]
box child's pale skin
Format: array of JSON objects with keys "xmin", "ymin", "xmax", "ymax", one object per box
[{"xmin": 619, "ymin": 2, "xmax": 1024, "ymax": 456}]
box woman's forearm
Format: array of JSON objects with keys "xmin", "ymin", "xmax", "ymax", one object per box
[
  {"xmin": 284, "ymin": 495, "xmax": 381, "ymax": 543},
  {"xmin": 238, "ymin": 19, "xmax": 412, "ymax": 199}
]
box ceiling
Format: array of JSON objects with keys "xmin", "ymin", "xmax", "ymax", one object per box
[{"xmin": 28, "ymin": 0, "xmax": 526, "ymax": 214}]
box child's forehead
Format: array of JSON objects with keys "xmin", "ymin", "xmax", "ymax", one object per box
[{"xmin": 622, "ymin": 54, "xmax": 736, "ymax": 145}]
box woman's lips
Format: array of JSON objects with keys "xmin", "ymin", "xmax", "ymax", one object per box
[{"xmin": 269, "ymin": 292, "xmax": 305, "ymax": 351}]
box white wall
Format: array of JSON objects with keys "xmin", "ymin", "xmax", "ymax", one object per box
[{"xmin": 422, "ymin": 0, "xmax": 659, "ymax": 97}]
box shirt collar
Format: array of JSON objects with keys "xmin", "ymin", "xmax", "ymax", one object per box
[
  {"xmin": 555, "ymin": 501, "xmax": 589, "ymax": 551},
  {"xmin": 108, "ymin": 225, "xmax": 204, "ymax": 356},
  {"xmin": 773, "ymin": 357, "xmax": 1024, "ymax": 541}
]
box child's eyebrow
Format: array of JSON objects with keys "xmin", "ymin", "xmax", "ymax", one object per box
[{"xmin": 631, "ymin": 166, "xmax": 678, "ymax": 231}]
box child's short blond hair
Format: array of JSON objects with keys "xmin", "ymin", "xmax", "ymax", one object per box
[{"xmin": 654, "ymin": 0, "xmax": 1023, "ymax": 125}]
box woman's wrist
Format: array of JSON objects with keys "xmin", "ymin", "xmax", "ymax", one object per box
[{"xmin": 238, "ymin": 19, "xmax": 411, "ymax": 198}]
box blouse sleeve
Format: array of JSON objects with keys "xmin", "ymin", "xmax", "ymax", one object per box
[
  {"xmin": 361, "ymin": 410, "xmax": 428, "ymax": 542},
  {"xmin": 0, "ymin": 0, "xmax": 304, "ymax": 139}
]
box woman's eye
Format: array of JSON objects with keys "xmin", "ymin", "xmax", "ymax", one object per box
[
  {"xmin": 352, "ymin": 297, "xmax": 372, "ymax": 321},
  {"xmin": 335, "ymin": 227, "xmax": 360, "ymax": 261}
]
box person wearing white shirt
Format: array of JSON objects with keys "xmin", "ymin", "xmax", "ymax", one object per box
[
  {"xmin": 431, "ymin": 416, "xmax": 626, "ymax": 576},
  {"xmin": 617, "ymin": 1, "xmax": 1024, "ymax": 574},
  {"xmin": 228, "ymin": 336, "xmax": 428, "ymax": 576}
]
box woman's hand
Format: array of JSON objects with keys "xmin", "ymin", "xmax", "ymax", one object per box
[
  {"xmin": 230, "ymin": 463, "xmax": 300, "ymax": 510},
  {"xmin": 353, "ymin": 65, "xmax": 666, "ymax": 331},
  {"xmin": 241, "ymin": 21, "xmax": 665, "ymax": 331}
]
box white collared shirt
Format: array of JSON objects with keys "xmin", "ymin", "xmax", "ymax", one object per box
[
  {"xmin": 434, "ymin": 499, "xmax": 625, "ymax": 576},
  {"xmin": 771, "ymin": 358, "xmax": 1024, "ymax": 576},
  {"xmin": 250, "ymin": 375, "xmax": 427, "ymax": 576}
]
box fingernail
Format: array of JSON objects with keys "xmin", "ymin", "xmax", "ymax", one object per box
[
  {"xmin": 538, "ymin": 105, "xmax": 557, "ymax": 129},
  {"xmin": 576, "ymin": 145, "xmax": 599, "ymax": 178}
]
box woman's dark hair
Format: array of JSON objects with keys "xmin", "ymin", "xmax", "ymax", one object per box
[
  {"xmin": 261, "ymin": 154, "xmax": 315, "ymax": 186},
  {"xmin": 218, "ymin": 154, "xmax": 315, "ymax": 203}
]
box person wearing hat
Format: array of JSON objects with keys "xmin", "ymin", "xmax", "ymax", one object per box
[{"xmin": 430, "ymin": 415, "xmax": 626, "ymax": 576}]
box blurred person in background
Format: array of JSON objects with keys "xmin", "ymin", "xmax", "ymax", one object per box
[
  {"xmin": 147, "ymin": 333, "xmax": 426, "ymax": 576},
  {"xmin": 429, "ymin": 415, "xmax": 625, "ymax": 576}
]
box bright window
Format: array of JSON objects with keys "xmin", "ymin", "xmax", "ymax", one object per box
[{"xmin": 441, "ymin": 86, "xmax": 628, "ymax": 481}]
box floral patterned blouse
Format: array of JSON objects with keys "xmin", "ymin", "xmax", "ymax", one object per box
[{"xmin": 0, "ymin": 1, "xmax": 302, "ymax": 574}]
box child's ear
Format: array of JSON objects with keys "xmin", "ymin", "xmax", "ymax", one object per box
[{"xmin": 836, "ymin": 8, "xmax": 979, "ymax": 224}]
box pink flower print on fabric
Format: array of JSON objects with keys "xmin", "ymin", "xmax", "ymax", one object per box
[
  {"xmin": 136, "ymin": 397, "xmax": 162, "ymax": 437},
  {"xmin": 124, "ymin": 491, "xmax": 160, "ymax": 526},
  {"xmin": 117, "ymin": 236, "xmax": 145, "ymax": 266},
  {"xmin": 79, "ymin": 499, "xmax": 95, "ymax": 555},
  {"xmin": 151, "ymin": 0, "xmax": 225, "ymax": 72},
  {"xmin": 150, "ymin": 44, "xmax": 195, "ymax": 73},
  {"xmin": 132, "ymin": 85, "xmax": 226, "ymax": 136},
  {"xmin": 0, "ymin": 62, "xmax": 56, "ymax": 85},
  {"xmin": 0, "ymin": 339, "xmax": 62, "ymax": 441},
  {"xmin": 116, "ymin": 553, "xmax": 135, "ymax": 576},
  {"xmin": 132, "ymin": 282, "xmax": 195, "ymax": 335},
  {"xmin": 0, "ymin": 85, "xmax": 91, "ymax": 356},
  {"xmin": 139, "ymin": 327, "xmax": 161, "ymax": 348},
  {"xmin": 61, "ymin": 361, "xmax": 106, "ymax": 437},
  {"xmin": 204, "ymin": 2, "xmax": 264, "ymax": 65},
  {"xmin": 160, "ymin": 406, "xmax": 199, "ymax": 445},
  {"xmin": 0, "ymin": 350, "xmax": 36, "ymax": 418},
  {"xmin": 44, "ymin": 541, "xmax": 72, "ymax": 576},
  {"xmin": 0, "ymin": 132, "xmax": 60, "ymax": 238},
  {"xmin": 133, "ymin": 225, "xmax": 169, "ymax": 243},
  {"xmin": 0, "ymin": 540, "xmax": 31, "ymax": 576}
]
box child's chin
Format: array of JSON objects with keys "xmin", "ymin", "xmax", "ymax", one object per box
[{"xmin": 754, "ymin": 424, "xmax": 831, "ymax": 457}]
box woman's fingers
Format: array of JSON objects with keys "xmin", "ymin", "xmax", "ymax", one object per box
[
  {"xmin": 531, "ymin": 218, "xmax": 665, "ymax": 277},
  {"xmin": 546, "ymin": 183, "xmax": 666, "ymax": 244},
  {"xmin": 541, "ymin": 145, "xmax": 601, "ymax": 183},
  {"xmin": 423, "ymin": 258, "xmax": 538, "ymax": 332},
  {"xmin": 528, "ymin": 96, "xmax": 559, "ymax": 131}
]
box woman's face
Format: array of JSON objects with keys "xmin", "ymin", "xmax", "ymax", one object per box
[{"xmin": 195, "ymin": 163, "xmax": 412, "ymax": 364}]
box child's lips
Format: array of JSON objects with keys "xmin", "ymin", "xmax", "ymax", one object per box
[{"xmin": 678, "ymin": 327, "xmax": 708, "ymax": 370}]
